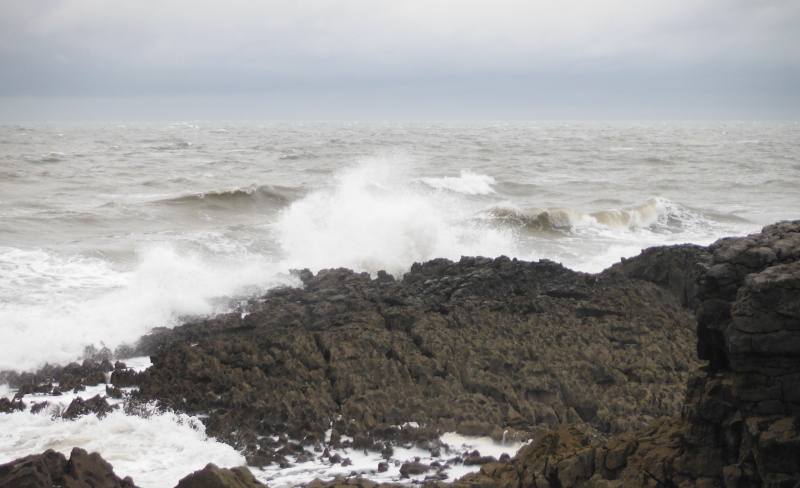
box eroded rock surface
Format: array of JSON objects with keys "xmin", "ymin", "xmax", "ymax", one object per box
[
  {"xmin": 130, "ymin": 255, "xmax": 700, "ymax": 464},
  {"xmin": 447, "ymin": 220, "xmax": 800, "ymax": 488},
  {"xmin": 4, "ymin": 222, "xmax": 798, "ymax": 488}
]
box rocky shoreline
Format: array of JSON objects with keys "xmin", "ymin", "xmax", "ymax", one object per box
[{"xmin": 1, "ymin": 221, "xmax": 798, "ymax": 488}]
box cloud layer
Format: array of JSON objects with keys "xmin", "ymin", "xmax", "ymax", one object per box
[{"xmin": 1, "ymin": 0, "xmax": 798, "ymax": 119}]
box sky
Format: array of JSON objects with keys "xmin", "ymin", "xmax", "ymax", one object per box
[{"xmin": 1, "ymin": 0, "xmax": 799, "ymax": 121}]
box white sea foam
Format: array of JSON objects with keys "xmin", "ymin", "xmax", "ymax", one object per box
[
  {"xmin": 275, "ymin": 160, "xmax": 519, "ymax": 278},
  {"xmin": 419, "ymin": 171, "xmax": 497, "ymax": 195},
  {"xmin": 253, "ymin": 431, "xmax": 526, "ymax": 488},
  {"xmin": 0, "ymin": 242, "xmax": 293, "ymax": 372},
  {"xmin": 0, "ymin": 357, "xmax": 242, "ymax": 488},
  {"xmin": 0, "ymin": 408, "xmax": 244, "ymax": 488},
  {"xmin": 1, "ymin": 362, "xmax": 523, "ymax": 488}
]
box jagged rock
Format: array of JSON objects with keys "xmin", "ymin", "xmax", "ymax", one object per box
[
  {"xmin": 604, "ymin": 243, "xmax": 710, "ymax": 310},
  {"xmin": 697, "ymin": 220, "xmax": 800, "ymax": 370},
  {"xmin": 462, "ymin": 221, "xmax": 800, "ymax": 488},
  {"xmin": 0, "ymin": 447, "xmax": 137, "ymax": 488},
  {"xmin": 0, "ymin": 357, "xmax": 117, "ymax": 401},
  {"xmin": 0, "ymin": 397, "xmax": 25, "ymax": 413},
  {"xmin": 7, "ymin": 221, "xmax": 797, "ymax": 488},
  {"xmin": 130, "ymin": 255, "xmax": 701, "ymax": 456},
  {"xmin": 62, "ymin": 394, "xmax": 115, "ymax": 419},
  {"xmin": 174, "ymin": 463, "xmax": 265, "ymax": 488}
]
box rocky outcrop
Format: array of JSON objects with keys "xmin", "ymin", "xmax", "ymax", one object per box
[
  {"xmin": 3, "ymin": 221, "xmax": 797, "ymax": 488},
  {"xmin": 175, "ymin": 463, "xmax": 265, "ymax": 488},
  {"xmin": 603, "ymin": 244, "xmax": 710, "ymax": 311},
  {"xmin": 454, "ymin": 220, "xmax": 800, "ymax": 488},
  {"xmin": 696, "ymin": 220, "xmax": 800, "ymax": 371},
  {"xmin": 0, "ymin": 447, "xmax": 138, "ymax": 488},
  {"xmin": 128, "ymin": 255, "xmax": 700, "ymax": 465}
]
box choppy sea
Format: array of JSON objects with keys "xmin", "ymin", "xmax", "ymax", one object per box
[{"xmin": 1, "ymin": 121, "xmax": 798, "ymax": 487}]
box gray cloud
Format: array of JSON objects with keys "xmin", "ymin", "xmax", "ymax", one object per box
[{"xmin": 1, "ymin": 0, "xmax": 798, "ymax": 119}]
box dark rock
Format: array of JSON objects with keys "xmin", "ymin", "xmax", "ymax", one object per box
[
  {"xmin": 697, "ymin": 221, "xmax": 800, "ymax": 370},
  {"xmin": 0, "ymin": 356, "xmax": 119, "ymax": 401},
  {"xmin": 62, "ymin": 394, "xmax": 115, "ymax": 419},
  {"xmin": 129, "ymin": 254, "xmax": 701, "ymax": 451},
  {"xmin": 464, "ymin": 455, "xmax": 497, "ymax": 466},
  {"xmin": 604, "ymin": 243, "xmax": 710, "ymax": 310},
  {"xmin": 175, "ymin": 463, "xmax": 265, "ymax": 488},
  {"xmin": 459, "ymin": 221, "xmax": 800, "ymax": 488},
  {"xmin": 0, "ymin": 397, "xmax": 25, "ymax": 413},
  {"xmin": 399, "ymin": 461, "xmax": 431, "ymax": 478},
  {"xmin": 106, "ymin": 385, "xmax": 123, "ymax": 399},
  {"xmin": 0, "ymin": 447, "xmax": 138, "ymax": 488},
  {"xmin": 30, "ymin": 401, "xmax": 49, "ymax": 414}
]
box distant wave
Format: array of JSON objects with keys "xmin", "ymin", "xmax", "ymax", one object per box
[
  {"xmin": 26, "ymin": 152, "xmax": 65, "ymax": 163},
  {"xmin": 419, "ymin": 171, "xmax": 496, "ymax": 195},
  {"xmin": 486, "ymin": 198, "xmax": 740, "ymax": 234},
  {"xmin": 157, "ymin": 184, "xmax": 302, "ymax": 210}
]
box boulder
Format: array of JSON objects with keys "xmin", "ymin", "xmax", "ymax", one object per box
[
  {"xmin": 0, "ymin": 447, "xmax": 137, "ymax": 488},
  {"xmin": 175, "ymin": 463, "xmax": 265, "ymax": 488}
]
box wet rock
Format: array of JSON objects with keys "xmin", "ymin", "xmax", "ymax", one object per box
[
  {"xmin": 174, "ymin": 463, "xmax": 265, "ymax": 488},
  {"xmin": 0, "ymin": 447, "xmax": 138, "ymax": 488},
  {"xmin": 463, "ymin": 455, "xmax": 497, "ymax": 466},
  {"xmin": 129, "ymin": 253, "xmax": 701, "ymax": 451},
  {"xmin": 106, "ymin": 384, "xmax": 123, "ymax": 399},
  {"xmin": 0, "ymin": 355, "xmax": 123, "ymax": 403},
  {"xmin": 62, "ymin": 394, "xmax": 115, "ymax": 419},
  {"xmin": 399, "ymin": 461, "xmax": 431, "ymax": 478},
  {"xmin": 30, "ymin": 401, "xmax": 50, "ymax": 414},
  {"xmin": 0, "ymin": 397, "xmax": 25, "ymax": 413},
  {"xmin": 465, "ymin": 221, "xmax": 800, "ymax": 488},
  {"xmin": 604, "ymin": 243, "xmax": 710, "ymax": 310}
]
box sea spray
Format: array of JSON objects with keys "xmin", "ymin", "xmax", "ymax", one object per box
[
  {"xmin": 0, "ymin": 242, "xmax": 293, "ymax": 372},
  {"xmin": 274, "ymin": 159, "xmax": 519, "ymax": 278}
]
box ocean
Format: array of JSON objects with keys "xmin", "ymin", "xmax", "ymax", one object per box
[{"xmin": 1, "ymin": 120, "xmax": 798, "ymax": 487}]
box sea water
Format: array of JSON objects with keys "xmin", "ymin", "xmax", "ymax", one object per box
[{"xmin": 1, "ymin": 121, "xmax": 798, "ymax": 486}]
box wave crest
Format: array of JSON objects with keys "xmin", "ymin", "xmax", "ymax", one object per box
[
  {"xmin": 488, "ymin": 198, "xmax": 708, "ymax": 233},
  {"xmin": 158, "ymin": 184, "xmax": 301, "ymax": 210},
  {"xmin": 420, "ymin": 171, "xmax": 497, "ymax": 195}
]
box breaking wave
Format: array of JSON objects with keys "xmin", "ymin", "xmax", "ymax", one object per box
[
  {"xmin": 487, "ymin": 198, "xmax": 733, "ymax": 235},
  {"xmin": 274, "ymin": 161, "xmax": 517, "ymax": 278}
]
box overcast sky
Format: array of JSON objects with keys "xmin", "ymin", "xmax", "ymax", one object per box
[{"xmin": 1, "ymin": 0, "xmax": 798, "ymax": 121}]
